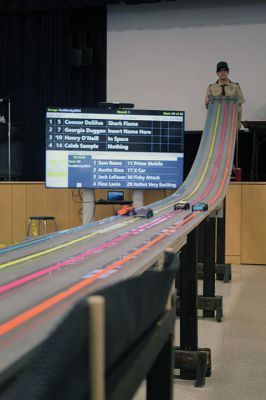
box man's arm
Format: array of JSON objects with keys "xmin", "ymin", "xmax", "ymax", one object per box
[
  {"xmin": 205, "ymin": 85, "xmax": 211, "ymax": 109},
  {"xmin": 238, "ymin": 104, "xmax": 242, "ymax": 131},
  {"xmin": 236, "ymin": 83, "xmax": 244, "ymax": 131}
]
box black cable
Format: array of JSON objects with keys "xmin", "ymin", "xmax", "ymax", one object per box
[{"xmin": 71, "ymin": 189, "xmax": 95, "ymax": 203}]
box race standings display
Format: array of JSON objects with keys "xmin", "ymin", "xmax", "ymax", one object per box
[{"xmin": 45, "ymin": 107, "xmax": 185, "ymax": 189}]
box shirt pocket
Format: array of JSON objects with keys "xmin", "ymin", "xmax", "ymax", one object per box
[
  {"xmin": 212, "ymin": 88, "xmax": 221, "ymax": 96},
  {"xmin": 227, "ymin": 86, "xmax": 236, "ymax": 95}
]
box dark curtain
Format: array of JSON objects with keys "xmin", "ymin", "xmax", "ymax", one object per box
[
  {"xmin": 0, "ymin": 6, "xmax": 106, "ymax": 180},
  {"xmin": 0, "ymin": 1, "xmax": 105, "ymax": 12}
]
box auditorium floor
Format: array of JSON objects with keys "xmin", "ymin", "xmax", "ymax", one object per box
[{"xmin": 134, "ymin": 264, "xmax": 266, "ymax": 400}]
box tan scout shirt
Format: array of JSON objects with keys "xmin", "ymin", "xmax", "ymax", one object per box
[{"xmin": 205, "ymin": 80, "xmax": 245, "ymax": 108}]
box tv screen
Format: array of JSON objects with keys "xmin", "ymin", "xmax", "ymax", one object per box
[
  {"xmin": 107, "ymin": 191, "xmax": 124, "ymax": 202},
  {"xmin": 45, "ymin": 107, "xmax": 185, "ymax": 189}
]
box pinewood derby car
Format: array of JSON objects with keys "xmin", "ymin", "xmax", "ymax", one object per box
[
  {"xmin": 192, "ymin": 202, "xmax": 208, "ymax": 211},
  {"xmin": 136, "ymin": 208, "xmax": 154, "ymax": 219},
  {"xmin": 115, "ymin": 204, "xmax": 136, "ymax": 216},
  {"xmin": 174, "ymin": 201, "xmax": 190, "ymax": 210}
]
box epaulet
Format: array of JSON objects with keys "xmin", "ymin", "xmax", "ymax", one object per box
[
  {"xmin": 232, "ymin": 81, "xmax": 240, "ymax": 86},
  {"xmin": 208, "ymin": 83, "xmax": 215, "ymax": 87}
]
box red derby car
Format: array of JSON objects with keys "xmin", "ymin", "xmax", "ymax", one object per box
[{"xmin": 115, "ymin": 204, "xmax": 136, "ymax": 216}]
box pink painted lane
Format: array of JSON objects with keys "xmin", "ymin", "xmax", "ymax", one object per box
[
  {"xmin": 0, "ymin": 213, "xmax": 177, "ymax": 295},
  {"xmin": 194, "ymin": 103, "xmax": 228, "ymax": 204},
  {"xmin": 0, "ymin": 105, "xmax": 235, "ymax": 297}
]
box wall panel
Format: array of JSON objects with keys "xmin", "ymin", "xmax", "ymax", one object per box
[
  {"xmin": 225, "ymin": 184, "xmax": 242, "ymax": 264},
  {"xmin": 45, "ymin": 188, "xmax": 70, "ymax": 232},
  {"xmin": 107, "ymin": 2, "xmax": 266, "ymax": 130},
  {"xmin": 0, "ymin": 185, "xmax": 12, "ymax": 245},
  {"xmin": 0, "ymin": 183, "xmax": 81, "ymax": 245},
  {"xmin": 241, "ymin": 184, "xmax": 266, "ymax": 264},
  {"xmin": 12, "ymin": 184, "xmax": 27, "ymax": 243},
  {"xmin": 0, "ymin": 182, "xmax": 265, "ymax": 266}
]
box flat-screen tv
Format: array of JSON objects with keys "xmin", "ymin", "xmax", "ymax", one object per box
[
  {"xmin": 107, "ymin": 191, "xmax": 124, "ymax": 202},
  {"xmin": 45, "ymin": 107, "xmax": 185, "ymax": 189}
]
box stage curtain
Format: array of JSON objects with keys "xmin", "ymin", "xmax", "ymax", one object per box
[
  {"xmin": 0, "ymin": 0, "xmax": 105, "ymax": 12},
  {"xmin": 0, "ymin": 7, "xmax": 106, "ymax": 180}
]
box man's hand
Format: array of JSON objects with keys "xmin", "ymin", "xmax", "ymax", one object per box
[{"xmin": 205, "ymin": 88, "xmax": 211, "ymax": 109}]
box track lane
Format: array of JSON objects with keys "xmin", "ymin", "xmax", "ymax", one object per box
[
  {"xmin": 1, "ymin": 99, "xmax": 235, "ymax": 327},
  {"xmin": 0, "ymin": 100, "xmax": 218, "ymax": 268},
  {"xmin": 0, "ymin": 101, "xmax": 219, "ymax": 273},
  {"xmin": 0, "ymin": 96, "xmax": 238, "ymax": 377},
  {"xmin": 0, "ymin": 101, "xmax": 222, "ymax": 292}
]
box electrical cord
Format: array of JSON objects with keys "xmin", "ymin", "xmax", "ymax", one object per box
[
  {"xmin": 72, "ymin": 189, "xmax": 96, "ymax": 223},
  {"xmin": 71, "ymin": 189, "xmax": 95, "ymax": 204}
]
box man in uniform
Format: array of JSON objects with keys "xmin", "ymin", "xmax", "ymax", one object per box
[{"xmin": 205, "ymin": 61, "xmax": 245, "ymax": 131}]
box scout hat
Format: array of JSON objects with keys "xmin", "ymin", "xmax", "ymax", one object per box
[{"xmin": 216, "ymin": 61, "xmax": 229, "ymax": 72}]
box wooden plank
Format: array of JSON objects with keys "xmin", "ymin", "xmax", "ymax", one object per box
[
  {"xmin": 144, "ymin": 189, "xmax": 165, "ymax": 206},
  {"xmin": 94, "ymin": 204, "xmax": 114, "ymax": 221},
  {"xmin": 26, "ymin": 183, "xmax": 47, "ymax": 217},
  {"xmin": 0, "ymin": 184, "xmax": 12, "ymax": 246},
  {"xmin": 225, "ymin": 255, "xmax": 241, "ymax": 264},
  {"xmin": 144, "ymin": 190, "xmax": 174, "ymax": 206},
  {"xmin": 241, "ymin": 184, "xmax": 266, "ymax": 264},
  {"xmin": 12, "ymin": 184, "xmax": 27, "ymax": 243},
  {"xmin": 88, "ymin": 296, "xmax": 105, "ymax": 400},
  {"xmin": 225, "ymin": 183, "xmax": 242, "ymax": 260},
  {"xmin": 45, "ymin": 188, "xmax": 69, "ymax": 232},
  {"xmin": 0, "ymin": 182, "xmax": 101, "ymax": 244},
  {"xmin": 26, "ymin": 183, "xmax": 47, "ymax": 236},
  {"xmin": 95, "ymin": 189, "xmax": 113, "ymax": 221}
]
